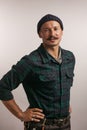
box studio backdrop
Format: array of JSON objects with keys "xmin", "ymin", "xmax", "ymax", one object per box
[{"xmin": 0, "ymin": 0, "xmax": 87, "ymax": 130}]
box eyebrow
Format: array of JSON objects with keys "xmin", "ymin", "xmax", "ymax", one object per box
[{"xmin": 42, "ymin": 25, "xmax": 60, "ymax": 29}]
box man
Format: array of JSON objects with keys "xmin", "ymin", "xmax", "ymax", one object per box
[{"xmin": 0, "ymin": 14, "xmax": 75, "ymax": 130}]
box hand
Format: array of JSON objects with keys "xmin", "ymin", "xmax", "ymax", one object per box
[
  {"xmin": 69, "ymin": 106, "xmax": 72, "ymax": 113},
  {"xmin": 22, "ymin": 108, "xmax": 45, "ymax": 122}
]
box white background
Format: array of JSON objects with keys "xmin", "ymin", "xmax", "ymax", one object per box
[{"xmin": 0, "ymin": 0, "xmax": 87, "ymax": 130}]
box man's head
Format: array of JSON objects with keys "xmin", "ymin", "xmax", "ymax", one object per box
[
  {"xmin": 37, "ymin": 14, "xmax": 63, "ymax": 47},
  {"xmin": 37, "ymin": 14, "xmax": 63, "ymax": 34}
]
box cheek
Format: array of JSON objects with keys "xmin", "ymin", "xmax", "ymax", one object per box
[
  {"xmin": 39, "ymin": 31, "xmax": 50, "ymax": 39},
  {"xmin": 42, "ymin": 34, "xmax": 49, "ymax": 39},
  {"xmin": 57, "ymin": 32, "xmax": 63, "ymax": 38}
]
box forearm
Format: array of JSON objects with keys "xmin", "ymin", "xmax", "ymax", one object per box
[
  {"xmin": 2, "ymin": 99, "xmax": 45, "ymax": 122},
  {"xmin": 2, "ymin": 99, "xmax": 23, "ymax": 121}
]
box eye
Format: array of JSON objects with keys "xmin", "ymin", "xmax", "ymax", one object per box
[
  {"xmin": 54, "ymin": 27, "xmax": 59, "ymax": 31},
  {"xmin": 43, "ymin": 29, "xmax": 49, "ymax": 32}
]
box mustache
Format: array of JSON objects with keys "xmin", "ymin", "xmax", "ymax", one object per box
[{"xmin": 47, "ymin": 36, "xmax": 58, "ymax": 40}]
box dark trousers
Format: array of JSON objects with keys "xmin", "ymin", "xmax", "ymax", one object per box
[{"xmin": 24, "ymin": 116, "xmax": 71, "ymax": 130}]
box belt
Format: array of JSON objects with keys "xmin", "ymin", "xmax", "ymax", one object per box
[
  {"xmin": 24, "ymin": 115, "xmax": 70, "ymax": 129},
  {"xmin": 45, "ymin": 115, "xmax": 70, "ymax": 125}
]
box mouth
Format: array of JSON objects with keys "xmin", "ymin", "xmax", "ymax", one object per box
[
  {"xmin": 48, "ymin": 38, "xmax": 58, "ymax": 42},
  {"xmin": 49, "ymin": 39, "xmax": 56, "ymax": 42},
  {"xmin": 47, "ymin": 36, "xmax": 58, "ymax": 41}
]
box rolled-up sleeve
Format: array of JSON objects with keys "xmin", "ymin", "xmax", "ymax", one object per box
[{"xmin": 0, "ymin": 55, "xmax": 32, "ymax": 100}]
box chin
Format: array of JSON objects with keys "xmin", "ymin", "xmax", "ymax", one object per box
[{"xmin": 47, "ymin": 42, "xmax": 59, "ymax": 46}]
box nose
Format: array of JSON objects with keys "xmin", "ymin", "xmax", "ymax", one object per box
[{"xmin": 50, "ymin": 29, "xmax": 55, "ymax": 36}]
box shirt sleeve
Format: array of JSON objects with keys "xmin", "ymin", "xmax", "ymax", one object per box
[{"xmin": 0, "ymin": 55, "xmax": 32, "ymax": 100}]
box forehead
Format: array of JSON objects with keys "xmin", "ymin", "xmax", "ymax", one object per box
[{"xmin": 41, "ymin": 21, "xmax": 61, "ymax": 29}]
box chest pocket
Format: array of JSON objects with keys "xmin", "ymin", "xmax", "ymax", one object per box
[
  {"xmin": 39, "ymin": 71, "xmax": 57, "ymax": 82},
  {"xmin": 65, "ymin": 69, "xmax": 74, "ymax": 87}
]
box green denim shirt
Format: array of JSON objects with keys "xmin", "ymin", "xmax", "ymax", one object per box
[{"xmin": 0, "ymin": 44, "xmax": 75, "ymax": 118}]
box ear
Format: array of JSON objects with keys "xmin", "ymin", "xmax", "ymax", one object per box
[
  {"xmin": 61, "ymin": 30, "xmax": 63, "ymax": 35},
  {"xmin": 38, "ymin": 31, "xmax": 43, "ymax": 38}
]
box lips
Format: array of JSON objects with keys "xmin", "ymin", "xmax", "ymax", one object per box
[
  {"xmin": 50, "ymin": 38, "xmax": 57, "ymax": 40},
  {"xmin": 47, "ymin": 37, "xmax": 58, "ymax": 41},
  {"xmin": 49, "ymin": 39, "xmax": 56, "ymax": 42}
]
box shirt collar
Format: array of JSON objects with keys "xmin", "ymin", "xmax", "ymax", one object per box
[
  {"xmin": 57, "ymin": 49, "xmax": 62, "ymax": 63},
  {"xmin": 38, "ymin": 44, "xmax": 62, "ymax": 64}
]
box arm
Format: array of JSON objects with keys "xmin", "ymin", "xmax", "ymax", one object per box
[
  {"xmin": 2, "ymin": 99, "xmax": 23, "ymax": 120},
  {"xmin": 0, "ymin": 57, "xmax": 44, "ymax": 122},
  {"xmin": 2, "ymin": 99, "xmax": 45, "ymax": 122}
]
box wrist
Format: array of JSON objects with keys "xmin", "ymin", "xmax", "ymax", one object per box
[{"xmin": 18, "ymin": 111, "xmax": 24, "ymax": 121}]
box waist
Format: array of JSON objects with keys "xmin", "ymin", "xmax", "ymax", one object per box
[
  {"xmin": 44, "ymin": 115, "xmax": 70, "ymax": 125},
  {"xmin": 29, "ymin": 106, "xmax": 70, "ymax": 118},
  {"xmin": 24, "ymin": 114, "xmax": 70, "ymax": 128}
]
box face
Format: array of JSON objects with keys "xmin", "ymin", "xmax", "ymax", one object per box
[{"xmin": 39, "ymin": 21, "xmax": 63, "ymax": 47}]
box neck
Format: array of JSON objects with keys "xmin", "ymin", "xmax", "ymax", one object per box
[{"xmin": 43, "ymin": 44, "xmax": 60, "ymax": 59}]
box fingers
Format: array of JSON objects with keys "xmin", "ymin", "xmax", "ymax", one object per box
[
  {"xmin": 23, "ymin": 108, "xmax": 45, "ymax": 122},
  {"xmin": 32, "ymin": 112, "xmax": 44, "ymax": 118},
  {"xmin": 32, "ymin": 108, "xmax": 44, "ymax": 117},
  {"xmin": 31, "ymin": 108, "xmax": 45, "ymax": 122},
  {"xmin": 32, "ymin": 112, "xmax": 44, "ymax": 120}
]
